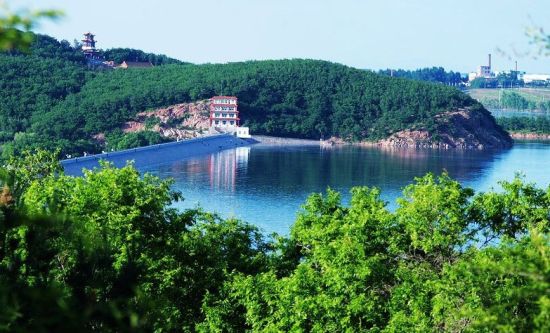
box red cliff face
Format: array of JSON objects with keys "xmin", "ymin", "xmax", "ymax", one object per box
[
  {"xmin": 122, "ymin": 100, "xmax": 211, "ymax": 140},
  {"xmin": 378, "ymin": 108, "xmax": 513, "ymax": 149},
  {"xmin": 120, "ymin": 102, "xmax": 513, "ymax": 150}
]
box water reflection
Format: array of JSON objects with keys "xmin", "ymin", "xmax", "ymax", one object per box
[
  {"xmin": 149, "ymin": 146, "xmax": 250, "ymax": 192},
  {"xmin": 208, "ymin": 147, "xmax": 250, "ymax": 191},
  {"xmin": 143, "ymin": 142, "xmax": 550, "ymax": 235},
  {"xmin": 243, "ymin": 145, "xmax": 505, "ymax": 194}
]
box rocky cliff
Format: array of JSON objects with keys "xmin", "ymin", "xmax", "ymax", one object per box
[
  {"xmin": 123, "ymin": 100, "xmax": 211, "ymax": 139},
  {"xmin": 124, "ymin": 102, "xmax": 512, "ymax": 150},
  {"xmin": 377, "ymin": 108, "xmax": 512, "ymax": 149}
]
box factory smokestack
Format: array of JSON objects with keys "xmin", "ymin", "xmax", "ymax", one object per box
[
  {"xmin": 488, "ymin": 53, "xmax": 492, "ymax": 69},
  {"xmin": 515, "ymin": 61, "xmax": 518, "ymax": 72}
]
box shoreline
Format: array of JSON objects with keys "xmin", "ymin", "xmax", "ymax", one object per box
[
  {"xmin": 62, "ymin": 134, "xmax": 252, "ymax": 176},
  {"xmin": 509, "ymin": 132, "xmax": 550, "ymax": 140},
  {"xmin": 252, "ymin": 135, "xmax": 516, "ymax": 149},
  {"xmin": 252, "ymin": 135, "xmax": 322, "ymax": 146}
]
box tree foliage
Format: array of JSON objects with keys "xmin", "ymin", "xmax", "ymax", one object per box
[
  {"xmin": 378, "ymin": 67, "xmax": 465, "ymax": 86},
  {"xmin": 0, "ymin": 33, "xmax": 184, "ymax": 158},
  {"xmin": 1, "ymin": 151, "xmax": 547, "ymax": 331},
  {"xmin": 105, "ymin": 129, "xmax": 169, "ymax": 151},
  {"xmin": 497, "ymin": 116, "xmax": 550, "ymax": 134},
  {"xmin": 102, "ymin": 48, "xmax": 184, "ymax": 66},
  {"xmin": 203, "ymin": 174, "xmax": 549, "ymax": 332},
  {"xmin": 0, "ymin": 3, "xmax": 62, "ymax": 51},
  {"xmin": 1, "ymin": 153, "xmax": 271, "ymax": 332}
]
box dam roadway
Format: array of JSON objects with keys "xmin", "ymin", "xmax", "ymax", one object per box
[{"xmin": 61, "ymin": 134, "xmax": 253, "ymax": 176}]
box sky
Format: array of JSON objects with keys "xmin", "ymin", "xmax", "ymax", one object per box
[{"xmin": 16, "ymin": 0, "xmax": 550, "ymax": 73}]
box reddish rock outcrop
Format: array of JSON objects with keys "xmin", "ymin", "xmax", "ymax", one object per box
[
  {"xmin": 121, "ymin": 102, "xmax": 512, "ymax": 150},
  {"xmin": 123, "ymin": 100, "xmax": 211, "ymax": 140},
  {"xmin": 377, "ymin": 108, "xmax": 512, "ymax": 149}
]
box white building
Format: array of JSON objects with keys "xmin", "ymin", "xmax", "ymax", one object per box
[
  {"xmin": 209, "ymin": 96, "xmax": 251, "ymax": 138},
  {"xmin": 521, "ymin": 73, "xmax": 550, "ymax": 84},
  {"xmin": 468, "ymin": 54, "xmax": 494, "ymax": 81}
]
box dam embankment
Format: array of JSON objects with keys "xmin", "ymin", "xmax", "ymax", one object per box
[{"xmin": 62, "ymin": 134, "xmax": 253, "ymax": 176}]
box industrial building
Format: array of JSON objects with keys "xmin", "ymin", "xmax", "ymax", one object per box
[{"xmin": 468, "ymin": 54, "xmax": 494, "ymax": 81}]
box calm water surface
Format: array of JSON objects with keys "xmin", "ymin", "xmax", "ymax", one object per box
[{"xmin": 141, "ymin": 142, "xmax": 550, "ymax": 234}]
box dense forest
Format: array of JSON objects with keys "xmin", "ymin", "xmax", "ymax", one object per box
[
  {"xmin": 101, "ymin": 48, "xmax": 185, "ymax": 66},
  {"xmin": 0, "ymin": 151, "xmax": 548, "ymax": 332},
  {"xmin": 480, "ymin": 90, "xmax": 550, "ymax": 111},
  {"xmin": 377, "ymin": 67, "xmax": 465, "ymax": 86},
  {"xmin": 0, "ymin": 34, "xmax": 184, "ymax": 157},
  {"xmin": 497, "ymin": 116, "xmax": 550, "ymax": 134},
  {"xmin": 0, "ymin": 33, "xmax": 492, "ymax": 158}
]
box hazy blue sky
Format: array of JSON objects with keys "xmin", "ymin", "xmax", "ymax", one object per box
[{"xmin": 19, "ymin": 0, "xmax": 550, "ymax": 73}]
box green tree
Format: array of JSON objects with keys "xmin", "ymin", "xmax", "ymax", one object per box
[
  {"xmin": 201, "ymin": 174, "xmax": 549, "ymax": 332},
  {"xmin": 0, "ymin": 2, "xmax": 62, "ymax": 51},
  {"xmin": 0, "ymin": 155, "xmax": 273, "ymax": 331}
]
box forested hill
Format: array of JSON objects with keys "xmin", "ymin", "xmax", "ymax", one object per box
[
  {"xmin": 6, "ymin": 34, "xmax": 185, "ymax": 65},
  {"xmin": 0, "ymin": 33, "xmax": 185, "ymax": 156},
  {"xmin": 377, "ymin": 67, "xmax": 465, "ymax": 86},
  {"xmin": 1, "ymin": 33, "xmax": 509, "ymax": 157}
]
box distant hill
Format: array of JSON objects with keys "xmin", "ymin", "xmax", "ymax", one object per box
[
  {"xmin": 102, "ymin": 48, "xmax": 185, "ymax": 66},
  {"xmin": 377, "ymin": 67, "xmax": 465, "ymax": 86},
  {"xmin": 0, "ymin": 33, "xmax": 511, "ymax": 158}
]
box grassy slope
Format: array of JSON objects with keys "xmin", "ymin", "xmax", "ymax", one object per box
[{"xmin": 467, "ymin": 88, "xmax": 550, "ymax": 105}]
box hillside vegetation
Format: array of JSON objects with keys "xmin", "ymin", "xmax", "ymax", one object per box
[
  {"xmin": 1, "ymin": 34, "xmax": 505, "ymax": 157},
  {"xmin": 497, "ymin": 116, "xmax": 550, "ymax": 134},
  {"xmin": 469, "ymin": 88, "xmax": 550, "ymax": 111},
  {"xmin": 377, "ymin": 66, "xmax": 465, "ymax": 86}
]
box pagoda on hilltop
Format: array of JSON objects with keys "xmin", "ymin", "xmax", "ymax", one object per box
[{"xmin": 81, "ymin": 32, "xmax": 100, "ymax": 59}]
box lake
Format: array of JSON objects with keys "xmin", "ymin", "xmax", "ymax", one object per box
[{"xmin": 140, "ymin": 141, "xmax": 550, "ymax": 235}]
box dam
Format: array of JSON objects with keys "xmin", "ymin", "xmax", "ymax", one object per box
[{"xmin": 62, "ymin": 134, "xmax": 253, "ymax": 176}]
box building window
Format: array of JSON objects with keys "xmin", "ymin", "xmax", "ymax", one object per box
[
  {"xmin": 222, "ymin": 121, "xmax": 227, "ymax": 125},
  {"xmin": 215, "ymin": 120, "xmax": 220, "ymax": 125}
]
